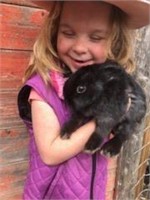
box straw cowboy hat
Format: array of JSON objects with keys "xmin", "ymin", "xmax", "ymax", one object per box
[{"xmin": 32, "ymin": 0, "xmax": 150, "ymax": 29}]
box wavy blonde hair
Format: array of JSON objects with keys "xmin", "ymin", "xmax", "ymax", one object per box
[
  {"xmin": 24, "ymin": 2, "xmax": 63, "ymax": 84},
  {"xmin": 107, "ymin": 6, "xmax": 136, "ymax": 73},
  {"xmin": 24, "ymin": 1, "xmax": 136, "ymax": 84}
]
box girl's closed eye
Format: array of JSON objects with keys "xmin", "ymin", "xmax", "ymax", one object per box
[
  {"xmin": 90, "ymin": 35, "xmax": 105, "ymax": 42},
  {"xmin": 61, "ymin": 30, "xmax": 75, "ymax": 38},
  {"xmin": 89, "ymin": 31, "xmax": 109, "ymax": 42}
]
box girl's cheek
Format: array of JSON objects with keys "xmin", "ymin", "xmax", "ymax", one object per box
[
  {"xmin": 95, "ymin": 45, "xmax": 109, "ymax": 60},
  {"xmin": 57, "ymin": 38, "xmax": 65, "ymax": 54},
  {"xmin": 57, "ymin": 36, "xmax": 71, "ymax": 52}
]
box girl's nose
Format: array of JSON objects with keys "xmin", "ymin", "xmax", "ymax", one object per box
[{"xmin": 72, "ymin": 38, "xmax": 88, "ymax": 55}]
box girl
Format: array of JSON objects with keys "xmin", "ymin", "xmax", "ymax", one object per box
[{"xmin": 18, "ymin": 1, "xmax": 150, "ymax": 199}]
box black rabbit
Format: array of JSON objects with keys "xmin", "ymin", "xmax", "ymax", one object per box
[{"xmin": 61, "ymin": 61, "xmax": 146, "ymax": 156}]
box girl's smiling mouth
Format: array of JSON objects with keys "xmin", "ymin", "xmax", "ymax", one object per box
[{"xmin": 69, "ymin": 56, "xmax": 94, "ymax": 68}]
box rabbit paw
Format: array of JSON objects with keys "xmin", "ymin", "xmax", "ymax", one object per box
[
  {"xmin": 100, "ymin": 138, "xmax": 122, "ymax": 157},
  {"xmin": 61, "ymin": 127, "xmax": 72, "ymax": 139},
  {"xmin": 85, "ymin": 134, "xmax": 102, "ymax": 154}
]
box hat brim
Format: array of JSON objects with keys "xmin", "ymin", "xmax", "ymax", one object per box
[
  {"xmin": 104, "ymin": 0, "xmax": 150, "ymax": 29},
  {"xmin": 32, "ymin": 0, "xmax": 150, "ymax": 29}
]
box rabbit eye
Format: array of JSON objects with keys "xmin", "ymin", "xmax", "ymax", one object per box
[{"xmin": 76, "ymin": 86, "xmax": 87, "ymax": 94}]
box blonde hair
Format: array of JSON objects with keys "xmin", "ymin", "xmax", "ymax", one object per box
[
  {"xmin": 108, "ymin": 6, "xmax": 136, "ymax": 73},
  {"xmin": 24, "ymin": 2, "xmax": 63, "ymax": 84},
  {"xmin": 24, "ymin": 1, "xmax": 136, "ymax": 84}
]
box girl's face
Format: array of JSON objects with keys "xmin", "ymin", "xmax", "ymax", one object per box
[{"xmin": 57, "ymin": 1, "xmax": 112, "ymax": 73}]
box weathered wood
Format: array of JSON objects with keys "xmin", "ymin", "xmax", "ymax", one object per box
[
  {"xmin": 0, "ymin": 128, "xmax": 29, "ymax": 164},
  {"xmin": 135, "ymin": 117, "xmax": 150, "ymax": 199},
  {"xmin": 0, "ymin": 2, "xmax": 42, "ymax": 199},
  {"xmin": 0, "ymin": 161, "xmax": 28, "ymax": 200},
  {"xmin": 0, "ymin": 4, "xmax": 47, "ymax": 50},
  {"xmin": 1, "ymin": 3, "xmax": 47, "ymax": 26},
  {"xmin": 1, "ymin": 23, "xmax": 40, "ymax": 50},
  {"xmin": 0, "ymin": 86, "xmax": 29, "ymax": 199},
  {"xmin": 0, "ymin": 50, "xmax": 30, "ymax": 76},
  {"xmin": 0, "ymin": 50, "xmax": 30, "ymax": 90},
  {"xmin": 1, "ymin": 0, "xmax": 39, "ymax": 8},
  {"xmin": 115, "ymin": 25, "xmax": 150, "ymax": 200}
]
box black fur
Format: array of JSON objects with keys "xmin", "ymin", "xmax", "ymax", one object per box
[{"xmin": 61, "ymin": 61, "xmax": 146, "ymax": 156}]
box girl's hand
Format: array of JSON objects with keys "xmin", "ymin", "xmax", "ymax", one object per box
[{"xmin": 31, "ymin": 100, "xmax": 96, "ymax": 165}]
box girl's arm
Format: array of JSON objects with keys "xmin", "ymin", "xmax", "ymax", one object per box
[{"xmin": 31, "ymin": 100, "xmax": 95, "ymax": 165}]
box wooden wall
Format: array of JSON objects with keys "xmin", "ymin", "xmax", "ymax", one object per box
[
  {"xmin": 0, "ymin": 1, "xmax": 117, "ymax": 199},
  {"xmin": 0, "ymin": 1, "xmax": 47, "ymax": 199}
]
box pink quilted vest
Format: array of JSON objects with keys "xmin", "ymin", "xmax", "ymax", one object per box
[{"xmin": 18, "ymin": 73, "xmax": 108, "ymax": 200}]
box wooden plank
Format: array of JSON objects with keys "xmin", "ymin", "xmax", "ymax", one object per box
[
  {"xmin": 0, "ymin": 129, "xmax": 29, "ymax": 165},
  {"xmin": 135, "ymin": 116, "xmax": 150, "ymax": 199},
  {"xmin": 0, "ymin": 2, "xmax": 43, "ymax": 200},
  {"xmin": 115, "ymin": 26, "xmax": 150, "ymax": 200},
  {"xmin": 0, "ymin": 187, "xmax": 23, "ymax": 200},
  {"xmin": 0, "ymin": 4, "xmax": 48, "ymax": 50},
  {"xmin": 0, "ymin": 89, "xmax": 26, "ymax": 128},
  {"xmin": 0, "ymin": 90, "xmax": 29, "ymax": 163},
  {"xmin": 0, "ymin": 108, "xmax": 24, "ymax": 129},
  {"xmin": 0, "ymin": 50, "xmax": 30, "ymax": 76},
  {"xmin": 0, "ymin": 140, "xmax": 29, "ymax": 166},
  {"xmin": 0, "ymin": 161, "xmax": 28, "ymax": 199},
  {"xmin": 1, "ymin": 0, "xmax": 41, "ymax": 9},
  {"xmin": 1, "ymin": 23, "xmax": 40, "ymax": 50},
  {"xmin": 0, "ymin": 78, "xmax": 23, "ymax": 90},
  {"xmin": 0, "ymin": 50, "xmax": 30, "ymax": 89},
  {"xmin": 1, "ymin": 4, "xmax": 48, "ymax": 27},
  {"xmin": 0, "ymin": 105, "xmax": 22, "ymax": 126},
  {"xmin": 0, "ymin": 188, "xmax": 23, "ymax": 200}
]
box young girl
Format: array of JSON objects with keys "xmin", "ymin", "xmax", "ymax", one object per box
[{"xmin": 18, "ymin": 1, "xmax": 150, "ymax": 199}]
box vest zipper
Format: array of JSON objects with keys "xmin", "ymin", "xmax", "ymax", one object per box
[{"xmin": 90, "ymin": 153, "xmax": 97, "ymax": 200}]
